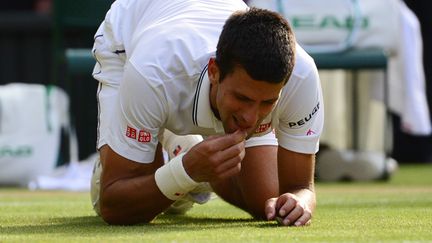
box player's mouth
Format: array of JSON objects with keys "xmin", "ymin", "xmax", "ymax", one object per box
[{"xmin": 231, "ymin": 116, "xmax": 257, "ymax": 138}]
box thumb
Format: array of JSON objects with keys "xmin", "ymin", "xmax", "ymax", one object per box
[{"xmin": 264, "ymin": 197, "xmax": 278, "ymax": 220}]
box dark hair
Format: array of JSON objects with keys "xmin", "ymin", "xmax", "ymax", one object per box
[{"xmin": 216, "ymin": 7, "xmax": 296, "ymax": 84}]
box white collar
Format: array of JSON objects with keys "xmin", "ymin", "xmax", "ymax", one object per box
[{"xmin": 192, "ymin": 65, "xmax": 224, "ymax": 133}]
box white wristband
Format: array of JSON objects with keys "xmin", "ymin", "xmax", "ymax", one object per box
[{"xmin": 154, "ymin": 152, "xmax": 199, "ymax": 201}]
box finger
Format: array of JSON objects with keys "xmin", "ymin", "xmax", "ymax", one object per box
[
  {"xmin": 204, "ymin": 134, "xmax": 225, "ymax": 141},
  {"xmin": 282, "ymin": 204, "xmax": 304, "ymax": 226},
  {"xmin": 216, "ymin": 161, "xmax": 241, "ymax": 180},
  {"xmin": 277, "ymin": 196, "xmax": 296, "ymax": 218},
  {"xmin": 264, "ymin": 198, "xmax": 278, "ymax": 220},
  {"xmin": 207, "ymin": 130, "xmax": 246, "ymax": 151},
  {"xmin": 214, "ymin": 142, "xmax": 245, "ymax": 168},
  {"xmin": 214, "ymin": 149, "xmax": 245, "ymax": 174},
  {"xmin": 293, "ymin": 209, "xmax": 312, "ymax": 227}
]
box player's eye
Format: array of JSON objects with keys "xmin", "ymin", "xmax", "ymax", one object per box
[{"xmin": 236, "ymin": 94, "xmax": 252, "ymax": 102}]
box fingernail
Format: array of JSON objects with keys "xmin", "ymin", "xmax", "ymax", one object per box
[
  {"xmin": 294, "ymin": 221, "xmax": 301, "ymax": 226},
  {"xmin": 279, "ymin": 209, "xmax": 285, "ymax": 216},
  {"xmin": 234, "ymin": 130, "xmax": 245, "ymax": 139},
  {"xmin": 235, "ymin": 129, "xmax": 246, "ymax": 138},
  {"xmin": 283, "ymin": 219, "xmax": 290, "ymax": 225}
]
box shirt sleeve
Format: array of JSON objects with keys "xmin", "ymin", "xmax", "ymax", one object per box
[
  {"xmin": 275, "ymin": 64, "xmax": 324, "ymax": 154},
  {"xmin": 106, "ymin": 61, "xmax": 168, "ymax": 163}
]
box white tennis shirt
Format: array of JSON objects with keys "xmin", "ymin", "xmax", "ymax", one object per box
[{"xmin": 101, "ymin": 0, "xmax": 324, "ymax": 163}]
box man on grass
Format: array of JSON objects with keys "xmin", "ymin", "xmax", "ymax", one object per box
[{"xmin": 91, "ymin": 0, "xmax": 323, "ymax": 227}]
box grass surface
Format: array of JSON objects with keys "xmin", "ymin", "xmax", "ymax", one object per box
[{"xmin": 0, "ymin": 164, "xmax": 431, "ymax": 242}]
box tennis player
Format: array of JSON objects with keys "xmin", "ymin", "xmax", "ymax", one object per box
[{"xmin": 91, "ymin": 0, "xmax": 324, "ymax": 227}]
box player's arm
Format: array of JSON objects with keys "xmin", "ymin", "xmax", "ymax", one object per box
[
  {"xmin": 99, "ymin": 130, "xmax": 247, "ymax": 225},
  {"xmin": 264, "ymin": 147, "xmax": 316, "ymax": 226},
  {"xmin": 96, "ymin": 60, "xmax": 175, "ymax": 224},
  {"xmin": 209, "ymin": 143, "xmax": 279, "ymax": 218},
  {"xmin": 209, "ymin": 142, "xmax": 315, "ymax": 225},
  {"xmin": 264, "ymin": 51, "xmax": 322, "ymax": 226},
  {"xmin": 99, "ymin": 143, "xmax": 171, "ymax": 225}
]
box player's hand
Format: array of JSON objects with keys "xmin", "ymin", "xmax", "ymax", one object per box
[
  {"xmin": 264, "ymin": 193, "xmax": 312, "ymax": 226},
  {"xmin": 183, "ymin": 130, "xmax": 247, "ymax": 182}
]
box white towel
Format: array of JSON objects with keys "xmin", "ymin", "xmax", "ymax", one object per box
[{"xmin": 387, "ymin": 1, "xmax": 431, "ymax": 135}]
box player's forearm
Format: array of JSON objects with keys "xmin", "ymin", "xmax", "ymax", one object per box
[
  {"xmin": 277, "ymin": 148, "xmax": 317, "ymax": 217},
  {"xmin": 278, "ymin": 175, "xmax": 316, "ymax": 215},
  {"xmin": 100, "ymin": 175, "xmax": 172, "ymax": 225}
]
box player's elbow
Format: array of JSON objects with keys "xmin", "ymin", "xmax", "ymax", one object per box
[
  {"xmin": 99, "ymin": 199, "xmax": 155, "ymax": 225},
  {"xmin": 100, "ymin": 205, "xmax": 155, "ymax": 225},
  {"xmin": 100, "ymin": 209, "xmax": 126, "ymax": 225}
]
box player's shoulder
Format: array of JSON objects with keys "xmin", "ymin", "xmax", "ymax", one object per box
[
  {"xmin": 279, "ymin": 44, "xmax": 321, "ymax": 103},
  {"xmin": 294, "ymin": 43, "xmax": 316, "ymax": 73},
  {"xmin": 291, "ymin": 43, "xmax": 318, "ymax": 80}
]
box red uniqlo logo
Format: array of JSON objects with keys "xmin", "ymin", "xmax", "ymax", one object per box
[
  {"xmin": 126, "ymin": 125, "xmax": 151, "ymax": 143},
  {"xmin": 255, "ymin": 122, "xmax": 271, "ymax": 134},
  {"xmin": 138, "ymin": 130, "xmax": 151, "ymax": 143},
  {"xmin": 126, "ymin": 126, "xmax": 137, "ymax": 139}
]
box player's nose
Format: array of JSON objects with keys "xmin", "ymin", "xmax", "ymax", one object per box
[{"xmin": 237, "ymin": 106, "xmax": 259, "ymax": 129}]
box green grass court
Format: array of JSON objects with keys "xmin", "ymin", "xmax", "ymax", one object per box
[{"xmin": 1, "ymin": 164, "xmax": 431, "ymax": 242}]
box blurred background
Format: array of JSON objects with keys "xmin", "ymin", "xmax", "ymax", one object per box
[{"xmin": 0, "ymin": 0, "xmax": 113, "ymax": 163}]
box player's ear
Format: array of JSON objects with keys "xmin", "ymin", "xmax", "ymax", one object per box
[{"xmin": 208, "ymin": 58, "xmax": 220, "ymax": 85}]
